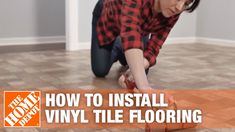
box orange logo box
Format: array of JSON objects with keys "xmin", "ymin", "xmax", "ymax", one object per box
[{"xmin": 4, "ymin": 91, "xmax": 41, "ymax": 127}]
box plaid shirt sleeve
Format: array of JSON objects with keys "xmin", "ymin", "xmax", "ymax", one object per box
[
  {"xmin": 120, "ymin": 0, "xmax": 143, "ymax": 51},
  {"xmin": 144, "ymin": 16, "xmax": 180, "ymax": 67}
]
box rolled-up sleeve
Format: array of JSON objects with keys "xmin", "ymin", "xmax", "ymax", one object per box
[{"xmin": 144, "ymin": 15, "xmax": 180, "ymax": 67}]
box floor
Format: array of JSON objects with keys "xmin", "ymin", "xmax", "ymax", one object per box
[
  {"xmin": 0, "ymin": 43, "xmax": 235, "ymax": 89},
  {"xmin": 0, "ymin": 43, "xmax": 235, "ymax": 131}
]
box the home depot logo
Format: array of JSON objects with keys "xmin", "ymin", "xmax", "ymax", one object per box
[{"xmin": 4, "ymin": 91, "xmax": 41, "ymax": 127}]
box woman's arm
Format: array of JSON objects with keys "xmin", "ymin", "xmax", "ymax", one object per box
[
  {"xmin": 125, "ymin": 49, "xmax": 151, "ymax": 89},
  {"xmin": 120, "ymin": 0, "xmax": 151, "ymax": 89}
]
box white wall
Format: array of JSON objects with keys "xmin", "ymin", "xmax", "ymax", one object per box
[
  {"xmin": 169, "ymin": 11, "xmax": 197, "ymax": 38},
  {"xmin": 78, "ymin": 0, "xmax": 97, "ymax": 42},
  {"xmin": 1, "ymin": 0, "xmax": 234, "ymax": 47},
  {"xmin": 0, "ymin": 0, "xmax": 65, "ymax": 45},
  {"xmin": 196, "ymin": 0, "xmax": 235, "ymax": 41}
]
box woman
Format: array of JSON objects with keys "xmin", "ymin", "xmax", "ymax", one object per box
[
  {"xmin": 91, "ymin": 0, "xmax": 200, "ymax": 89},
  {"xmin": 91, "ymin": 0, "xmax": 200, "ymax": 130}
]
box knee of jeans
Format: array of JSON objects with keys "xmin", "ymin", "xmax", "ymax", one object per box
[{"xmin": 92, "ymin": 65, "xmax": 110, "ymax": 78}]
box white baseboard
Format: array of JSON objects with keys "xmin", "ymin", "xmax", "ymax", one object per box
[
  {"xmin": 196, "ymin": 37, "xmax": 235, "ymax": 47},
  {"xmin": 1, "ymin": 36, "xmax": 235, "ymax": 49},
  {"xmin": 0, "ymin": 36, "xmax": 65, "ymax": 46},
  {"xmin": 166, "ymin": 37, "xmax": 235, "ymax": 47}
]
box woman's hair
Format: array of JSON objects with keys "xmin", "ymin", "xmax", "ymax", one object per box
[{"xmin": 186, "ymin": 0, "xmax": 200, "ymax": 13}]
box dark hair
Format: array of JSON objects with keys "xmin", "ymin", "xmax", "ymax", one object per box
[{"xmin": 185, "ymin": 0, "xmax": 200, "ymax": 13}]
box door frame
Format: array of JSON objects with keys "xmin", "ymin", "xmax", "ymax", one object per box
[{"xmin": 65, "ymin": 0, "xmax": 79, "ymax": 51}]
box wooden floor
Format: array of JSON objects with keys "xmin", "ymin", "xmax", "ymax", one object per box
[{"xmin": 0, "ymin": 43, "xmax": 235, "ymax": 131}]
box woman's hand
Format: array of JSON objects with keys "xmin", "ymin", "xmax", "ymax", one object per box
[
  {"xmin": 118, "ymin": 69, "xmax": 135, "ymax": 88},
  {"xmin": 118, "ymin": 69, "xmax": 175, "ymax": 105},
  {"xmin": 118, "ymin": 57, "xmax": 149, "ymax": 89},
  {"xmin": 124, "ymin": 49, "xmax": 150, "ymax": 89}
]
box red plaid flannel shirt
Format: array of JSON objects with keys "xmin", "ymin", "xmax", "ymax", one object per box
[{"xmin": 96, "ymin": 0, "xmax": 180, "ymax": 67}]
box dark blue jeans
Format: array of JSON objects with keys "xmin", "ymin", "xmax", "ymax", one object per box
[{"xmin": 91, "ymin": 0, "xmax": 149, "ymax": 77}]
